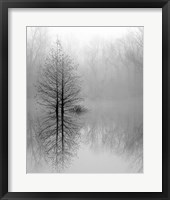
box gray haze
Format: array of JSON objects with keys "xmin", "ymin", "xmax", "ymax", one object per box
[{"xmin": 27, "ymin": 27, "xmax": 143, "ymax": 173}]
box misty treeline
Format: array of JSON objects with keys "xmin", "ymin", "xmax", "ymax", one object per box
[
  {"xmin": 27, "ymin": 28, "xmax": 49, "ymax": 99},
  {"xmin": 79, "ymin": 27, "xmax": 143, "ymax": 101},
  {"xmin": 27, "ymin": 27, "xmax": 143, "ymax": 102}
]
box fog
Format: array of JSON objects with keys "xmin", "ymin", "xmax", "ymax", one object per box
[{"xmin": 27, "ymin": 27, "xmax": 143, "ymax": 173}]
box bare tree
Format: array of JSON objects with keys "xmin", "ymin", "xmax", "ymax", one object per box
[{"xmin": 36, "ymin": 38, "xmax": 83, "ymax": 170}]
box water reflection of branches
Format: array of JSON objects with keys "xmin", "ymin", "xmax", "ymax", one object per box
[
  {"xmin": 38, "ymin": 114, "xmax": 82, "ymax": 172},
  {"xmin": 82, "ymin": 107, "xmax": 143, "ymax": 172},
  {"xmin": 27, "ymin": 113, "xmax": 48, "ymax": 172}
]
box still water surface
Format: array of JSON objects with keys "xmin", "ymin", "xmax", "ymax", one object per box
[{"xmin": 27, "ymin": 98, "xmax": 143, "ymax": 173}]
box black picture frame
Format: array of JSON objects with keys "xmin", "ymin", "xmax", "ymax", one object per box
[{"xmin": 0, "ymin": 0, "xmax": 169, "ymax": 199}]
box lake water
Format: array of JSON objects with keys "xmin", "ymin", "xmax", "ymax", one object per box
[{"xmin": 27, "ymin": 98, "xmax": 143, "ymax": 173}]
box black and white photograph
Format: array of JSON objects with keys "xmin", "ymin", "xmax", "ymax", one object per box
[{"xmin": 27, "ymin": 26, "xmax": 143, "ymax": 173}]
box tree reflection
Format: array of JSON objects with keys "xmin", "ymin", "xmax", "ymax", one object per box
[
  {"xmin": 82, "ymin": 103, "xmax": 143, "ymax": 172},
  {"xmin": 37, "ymin": 113, "xmax": 83, "ymax": 172},
  {"xmin": 27, "ymin": 113, "xmax": 48, "ymax": 172}
]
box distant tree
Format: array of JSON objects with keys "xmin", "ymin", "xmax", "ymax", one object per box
[
  {"xmin": 103, "ymin": 27, "xmax": 143, "ymax": 98},
  {"xmin": 37, "ymin": 38, "xmax": 82, "ymax": 170},
  {"xmin": 119, "ymin": 27, "xmax": 143, "ymax": 71},
  {"xmin": 27, "ymin": 27, "xmax": 48, "ymax": 98}
]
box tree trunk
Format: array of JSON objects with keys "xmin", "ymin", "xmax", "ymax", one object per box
[
  {"xmin": 56, "ymin": 80, "xmax": 58, "ymax": 153},
  {"xmin": 61, "ymin": 59, "xmax": 64, "ymax": 153},
  {"xmin": 56, "ymin": 44, "xmax": 59, "ymax": 157}
]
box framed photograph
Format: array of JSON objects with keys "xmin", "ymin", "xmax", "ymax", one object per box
[{"xmin": 0, "ymin": 0, "xmax": 169, "ymax": 199}]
